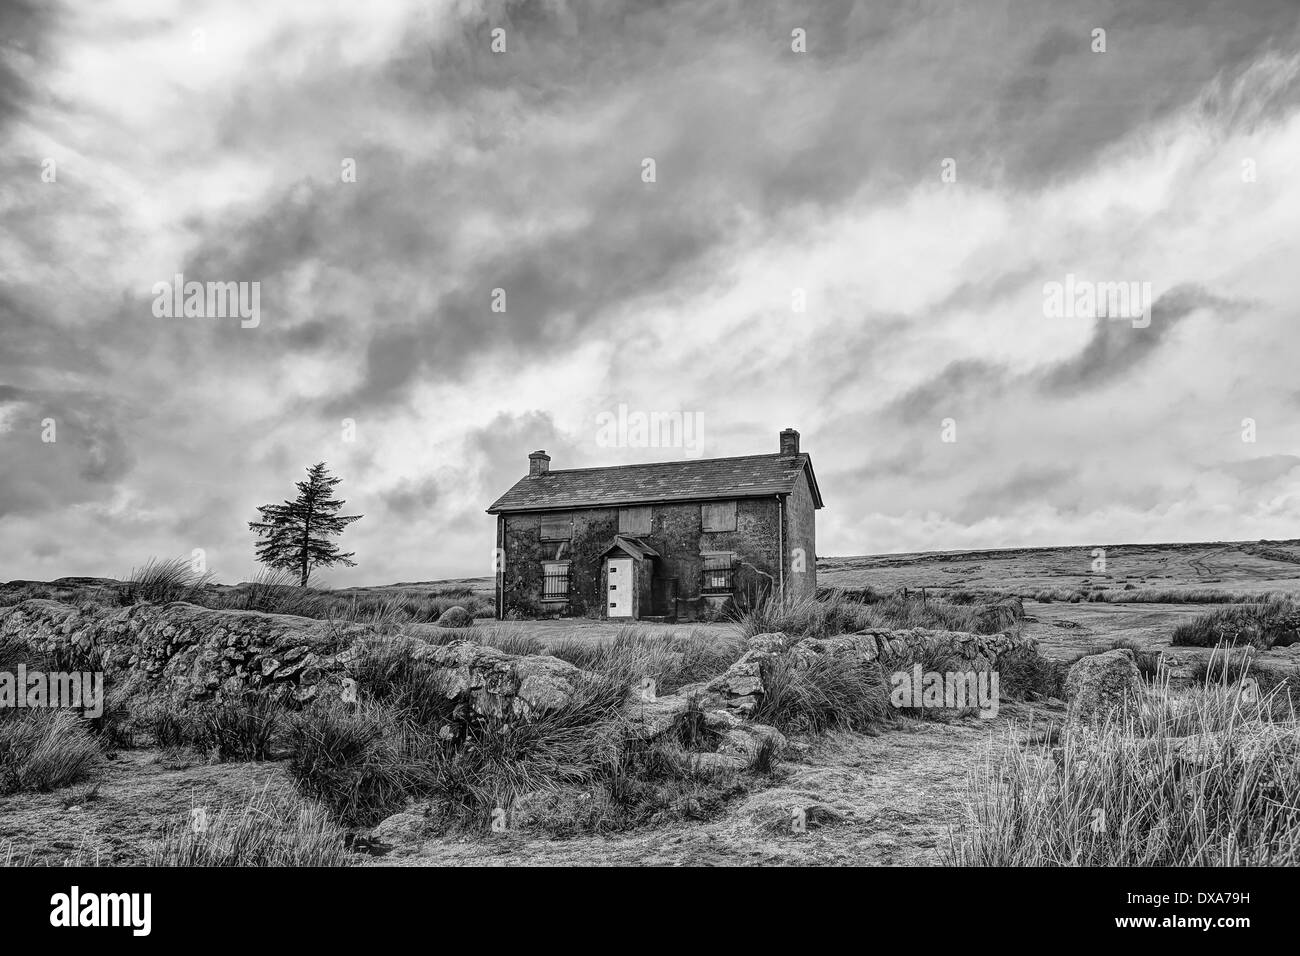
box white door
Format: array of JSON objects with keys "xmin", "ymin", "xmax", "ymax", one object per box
[{"xmin": 607, "ymin": 558, "xmax": 633, "ymax": 618}]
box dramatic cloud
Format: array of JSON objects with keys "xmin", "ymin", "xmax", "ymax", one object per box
[{"xmin": 2, "ymin": 0, "xmax": 1299, "ymax": 583}]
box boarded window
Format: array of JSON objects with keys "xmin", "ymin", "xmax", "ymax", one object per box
[
  {"xmin": 539, "ymin": 518, "xmax": 571, "ymax": 540},
  {"xmin": 618, "ymin": 506, "xmax": 652, "ymax": 535},
  {"xmin": 701, "ymin": 500, "xmax": 737, "ymax": 532}
]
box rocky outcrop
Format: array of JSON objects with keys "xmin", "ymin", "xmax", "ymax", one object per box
[
  {"xmin": 694, "ymin": 649, "xmax": 771, "ymax": 717},
  {"xmin": 623, "ymin": 691, "xmax": 695, "ymax": 740},
  {"xmin": 690, "ymin": 709, "xmax": 786, "ymax": 772},
  {"xmin": 0, "ymin": 599, "xmax": 369, "ymax": 707},
  {"xmin": 406, "ymin": 639, "xmax": 585, "ymax": 720},
  {"xmin": 1065, "ymin": 648, "xmax": 1142, "ymax": 722},
  {"xmin": 435, "ymin": 605, "xmax": 474, "ymax": 628},
  {"xmin": 623, "ymin": 684, "xmax": 787, "ymax": 771},
  {"xmin": 369, "ymin": 802, "xmax": 445, "ymax": 852}
]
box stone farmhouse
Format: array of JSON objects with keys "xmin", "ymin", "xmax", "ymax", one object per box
[{"xmin": 486, "ymin": 428, "xmax": 823, "ymax": 621}]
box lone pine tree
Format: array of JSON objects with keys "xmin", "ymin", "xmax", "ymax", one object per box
[{"xmin": 249, "ymin": 462, "xmax": 363, "ymax": 586}]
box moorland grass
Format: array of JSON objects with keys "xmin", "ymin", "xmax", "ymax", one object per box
[
  {"xmin": 1171, "ymin": 598, "xmax": 1300, "ymax": 650},
  {"xmin": 949, "ymin": 670, "xmax": 1300, "ymax": 865},
  {"xmin": 148, "ymin": 788, "xmax": 352, "ymax": 866}
]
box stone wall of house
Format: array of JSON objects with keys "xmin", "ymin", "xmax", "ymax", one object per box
[
  {"xmin": 500, "ymin": 497, "xmax": 783, "ymax": 620},
  {"xmin": 501, "ymin": 507, "xmax": 619, "ymax": 618},
  {"xmin": 783, "ymin": 469, "xmax": 818, "ymax": 600}
]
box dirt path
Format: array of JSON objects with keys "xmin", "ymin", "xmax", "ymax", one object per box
[
  {"xmin": 371, "ymin": 713, "xmax": 1034, "ymax": 867},
  {"xmin": 0, "ymin": 751, "xmax": 300, "ymax": 866},
  {"xmin": 0, "ymin": 710, "xmax": 1049, "ymax": 867}
]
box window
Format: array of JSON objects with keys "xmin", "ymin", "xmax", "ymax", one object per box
[
  {"xmin": 539, "ymin": 517, "xmax": 571, "ymax": 600},
  {"xmin": 542, "ymin": 562, "xmax": 570, "ymax": 601},
  {"xmin": 701, "ymin": 551, "xmax": 735, "ymax": 594},
  {"xmin": 701, "ymin": 500, "xmax": 737, "ymax": 532},
  {"xmin": 618, "ymin": 506, "xmax": 652, "ymax": 535},
  {"xmin": 539, "ymin": 518, "xmax": 572, "ymax": 540},
  {"xmin": 541, "ymin": 539, "xmax": 570, "ymax": 561},
  {"xmin": 539, "ymin": 517, "xmax": 571, "ymax": 560}
]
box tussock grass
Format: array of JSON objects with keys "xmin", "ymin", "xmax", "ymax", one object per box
[
  {"xmin": 1190, "ymin": 647, "xmax": 1256, "ymax": 686},
  {"xmin": 738, "ymin": 591, "xmax": 1023, "ymax": 641},
  {"xmin": 547, "ymin": 626, "xmax": 744, "ymax": 695},
  {"xmin": 1171, "ymin": 598, "xmax": 1300, "ymax": 650},
  {"xmin": 214, "ymin": 567, "xmax": 332, "ymax": 617},
  {"xmin": 737, "ymin": 593, "xmax": 877, "ymax": 639},
  {"xmin": 0, "ymin": 709, "xmax": 100, "ymax": 795},
  {"xmin": 134, "ymin": 692, "xmax": 284, "ymax": 761},
  {"xmin": 309, "ymin": 587, "xmax": 493, "ymax": 624},
  {"xmin": 286, "ymin": 698, "xmax": 424, "ymax": 828},
  {"xmin": 148, "ymin": 789, "xmax": 351, "ymax": 866},
  {"xmin": 349, "ymin": 638, "xmax": 459, "ymax": 727},
  {"xmin": 199, "ymin": 693, "xmax": 284, "ymax": 761},
  {"xmin": 1187, "ymin": 645, "xmax": 1300, "ymax": 712},
  {"xmin": 949, "ymin": 672, "xmax": 1300, "ymax": 865},
  {"xmin": 995, "ymin": 648, "xmax": 1068, "ymax": 699},
  {"xmin": 752, "ymin": 653, "xmax": 892, "ymax": 734},
  {"xmin": 119, "ymin": 556, "xmax": 215, "ymax": 605},
  {"xmin": 430, "ymin": 672, "xmax": 629, "ymax": 826},
  {"xmin": 212, "ymin": 580, "xmax": 494, "ymax": 628},
  {"xmin": 1031, "ymin": 586, "xmax": 1294, "ymax": 605},
  {"xmin": 520, "ymin": 697, "xmax": 756, "ymax": 838}
]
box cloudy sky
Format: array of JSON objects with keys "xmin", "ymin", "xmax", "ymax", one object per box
[{"xmin": 2, "ymin": 0, "xmax": 1299, "ymax": 586}]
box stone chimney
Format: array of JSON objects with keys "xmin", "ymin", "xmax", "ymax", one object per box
[
  {"xmin": 779, "ymin": 428, "xmax": 800, "ymax": 456},
  {"xmin": 528, "ymin": 450, "xmax": 551, "ymax": 477}
]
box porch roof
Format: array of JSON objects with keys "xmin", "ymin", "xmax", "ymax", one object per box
[{"xmin": 600, "ymin": 535, "xmax": 660, "ymax": 561}]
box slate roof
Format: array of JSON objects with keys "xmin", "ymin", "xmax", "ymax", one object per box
[{"xmin": 487, "ymin": 452, "xmax": 823, "ymax": 514}]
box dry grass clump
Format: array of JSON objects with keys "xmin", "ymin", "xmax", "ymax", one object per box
[
  {"xmin": 1171, "ymin": 597, "xmax": 1300, "ymax": 650},
  {"xmin": 118, "ymin": 556, "xmax": 215, "ymax": 605},
  {"xmin": 429, "ymin": 672, "xmax": 629, "ymax": 827},
  {"xmin": 950, "ymin": 670, "xmax": 1300, "ymax": 865},
  {"xmin": 148, "ymin": 789, "xmax": 351, "ymax": 866},
  {"xmin": 1029, "ymin": 586, "xmax": 1293, "ymax": 605},
  {"xmin": 738, "ymin": 592, "xmax": 1023, "ymax": 642},
  {"xmin": 547, "ymin": 626, "xmax": 744, "ymax": 695},
  {"xmin": 132, "ymin": 692, "xmax": 286, "ymax": 762},
  {"xmin": 752, "ymin": 653, "xmax": 892, "ymax": 734},
  {"xmin": 214, "ymin": 567, "xmax": 333, "ymax": 617},
  {"xmin": 285, "ymin": 697, "xmax": 429, "ymax": 828},
  {"xmin": 0, "ymin": 709, "xmax": 101, "ymax": 795}
]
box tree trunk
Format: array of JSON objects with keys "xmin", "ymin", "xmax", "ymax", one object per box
[{"xmin": 300, "ymin": 499, "xmax": 312, "ymax": 587}]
